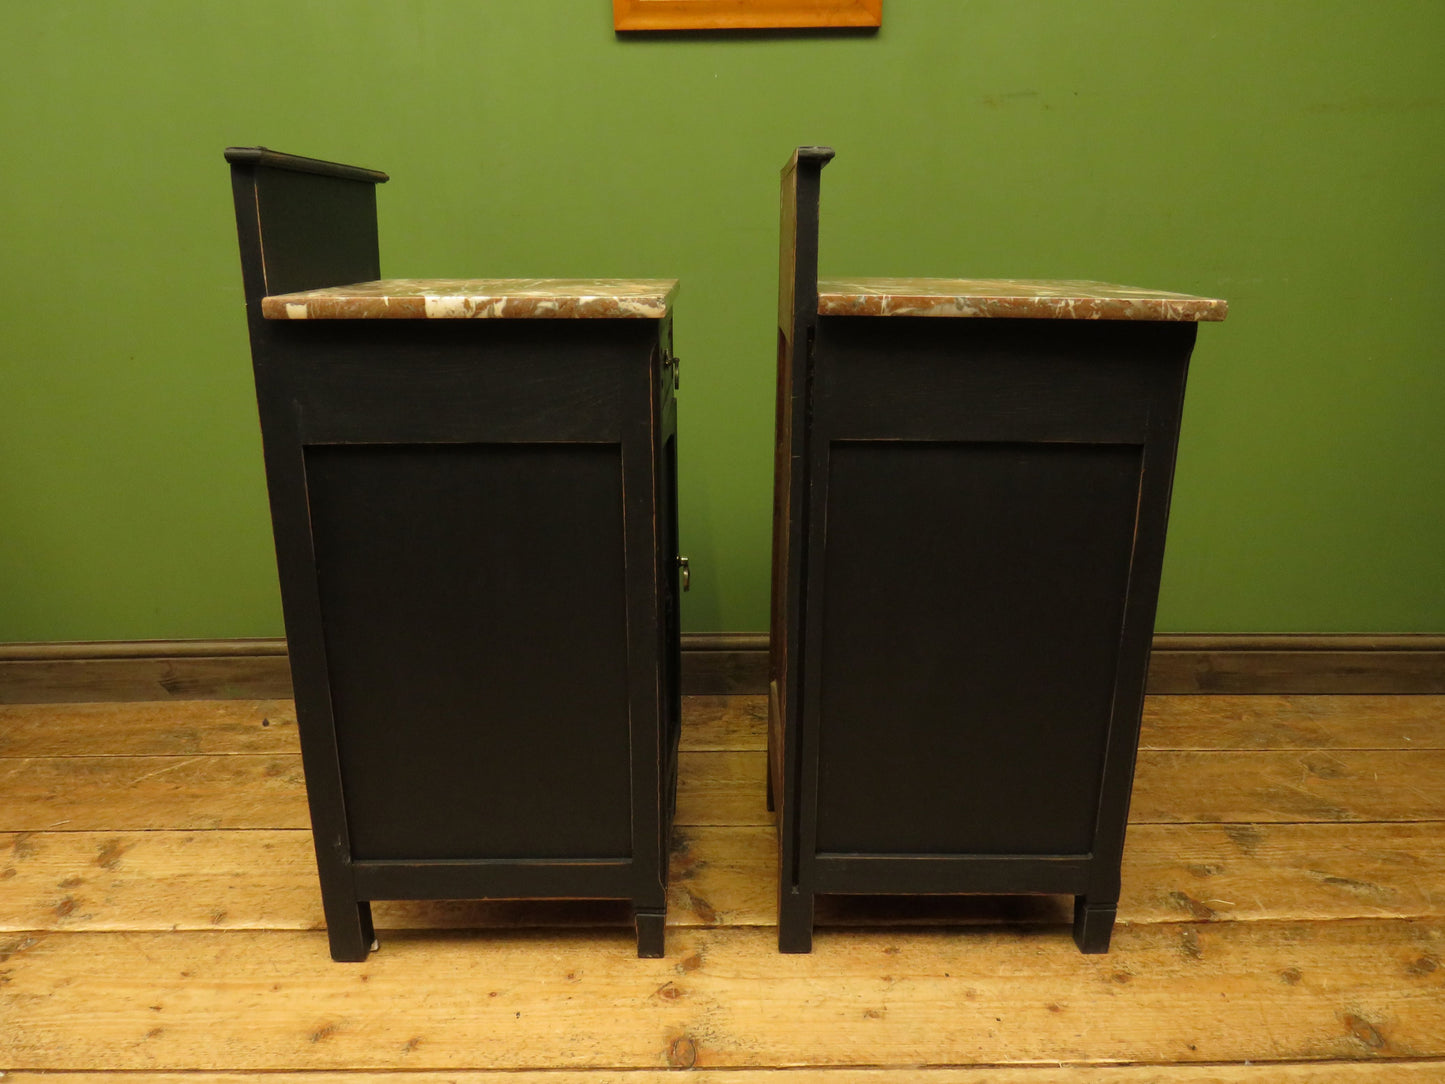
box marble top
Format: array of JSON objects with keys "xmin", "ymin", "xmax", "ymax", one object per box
[
  {"xmin": 261, "ymin": 278, "xmax": 679, "ymax": 320},
  {"xmin": 817, "ymin": 279, "xmax": 1227, "ymax": 321}
]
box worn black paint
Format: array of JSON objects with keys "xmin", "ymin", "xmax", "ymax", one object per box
[{"xmin": 226, "ymin": 147, "xmax": 679, "ymax": 960}]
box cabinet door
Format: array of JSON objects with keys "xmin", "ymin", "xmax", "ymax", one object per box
[
  {"xmin": 305, "ymin": 441, "xmax": 633, "ymax": 861},
  {"xmin": 813, "ymin": 439, "xmax": 1140, "ymax": 856}
]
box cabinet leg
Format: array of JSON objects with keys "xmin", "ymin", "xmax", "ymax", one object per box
[
  {"xmin": 765, "ymin": 767, "xmax": 775, "ymax": 813},
  {"xmin": 635, "ymin": 908, "xmax": 666, "ymax": 958},
  {"xmin": 778, "ymin": 887, "xmax": 814, "ymax": 953},
  {"xmin": 324, "ymin": 899, "xmax": 375, "ymax": 962},
  {"xmin": 1072, "ymin": 897, "xmax": 1116, "ymax": 954}
]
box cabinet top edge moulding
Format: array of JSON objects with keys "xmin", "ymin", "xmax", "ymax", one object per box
[{"xmin": 613, "ymin": 0, "xmax": 881, "ymax": 31}]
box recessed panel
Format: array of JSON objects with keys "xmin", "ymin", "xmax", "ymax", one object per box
[
  {"xmin": 305, "ymin": 443, "xmax": 631, "ymax": 861},
  {"xmin": 815, "ymin": 440, "xmax": 1141, "ymax": 856}
]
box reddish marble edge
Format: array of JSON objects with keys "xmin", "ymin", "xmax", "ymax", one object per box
[
  {"xmin": 817, "ymin": 278, "xmax": 1227, "ymax": 322},
  {"xmin": 262, "ymin": 278, "xmax": 679, "ymax": 320}
]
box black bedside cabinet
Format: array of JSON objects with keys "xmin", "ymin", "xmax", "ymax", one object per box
[
  {"xmin": 769, "ymin": 147, "xmax": 1226, "ymax": 954},
  {"xmin": 226, "ymin": 147, "xmax": 682, "ymax": 960}
]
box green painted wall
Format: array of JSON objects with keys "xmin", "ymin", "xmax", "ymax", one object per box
[{"xmin": 2, "ymin": 1, "xmax": 1442, "ymax": 641}]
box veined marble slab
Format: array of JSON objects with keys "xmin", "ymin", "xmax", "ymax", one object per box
[
  {"xmin": 817, "ymin": 278, "xmax": 1227, "ymax": 321},
  {"xmin": 262, "ymin": 278, "xmax": 679, "ymax": 320}
]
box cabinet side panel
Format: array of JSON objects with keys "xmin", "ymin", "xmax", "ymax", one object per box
[
  {"xmin": 815, "ymin": 440, "xmax": 1141, "ymax": 856},
  {"xmin": 304, "ymin": 442, "xmax": 632, "ymax": 862}
]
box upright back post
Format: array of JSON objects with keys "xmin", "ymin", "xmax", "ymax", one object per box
[
  {"xmin": 224, "ymin": 146, "xmax": 388, "ymax": 962},
  {"xmin": 769, "ymin": 146, "xmax": 833, "ymax": 951}
]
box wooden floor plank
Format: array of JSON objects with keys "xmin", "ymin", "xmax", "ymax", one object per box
[
  {"xmin": 818, "ymin": 821, "xmax": 1445, "ymax": 931},
  {"xmin": 8, "ymin": 747, "xmax": 1444, "ymax": 832},
  {"xmin": 0, "ymin": 752, "xmax": 762, "ymax": 832},
  {"xmin": 626, "ymin": 694, "xmax": 1445, "ymax": 755},
  {"xmin": 0, "ymin": 700, "xmax": 298, "ymax": 757},
  {"xmin": 2, "ymin": 694, "xmax": 1438, "ymax": 761},
  {"xmin": 1121, "ymin": 822, "xmax": 1445, "ymax": 924},
  {"xmin": 1129, "ymin": 750, "xmax": 1445, "ymax": 824},
  {"xmin": 0, "ymin": 696, "xmax": 766, "ymax": 759},
  {"xmin": 680, "ymin": 694, "xmax": 768, "ymax": 751},
  {"xmin": 669, "ymin": 825, "xmax": 776, "ymax": 927},
  {"xmin": 0, "ymin": 827, "xmax": 776, "ymax": 933},
  {"xmin": 1140, "ymin": 696, "xmax": 1445, "ymax": 751},
  {"xmin": 0, "ymin": 827, "xmax": 764, "ymax": 933},
  {"xmin": 0, "ymin": 751, "xmax": 763, "ymax": 832},
  {"xmin": 10, "ymin": 1065, "xmax": 1445, "ymax": 1083},
  {"xmin": 0, "ymin": 829, "xmax": 326, "ymax": 932},
  {"xmin": 0, "ymin": 754, "xmax": 311, "ymax": 831},
  {"xmin": 671, "ymin": 746, "xmax": 1445, "ymax": 826},
  {"xmin": 675, "ymin": 750, "xmax": 771, "ymax": 826},
  {"xmin": 6, "ymin": 822, "xmax": 1443, "ymax": 934},
  {"xmin": 4, "ymin": 922, "xmax": 1442, "ymax": 1070},
  {"xmin": 0, "ymin": 694, "xmax": 768, "ymax": 759},
  {"xmin": 676, "ymin": 694, "xmax": 1445, "ymax": 753}
]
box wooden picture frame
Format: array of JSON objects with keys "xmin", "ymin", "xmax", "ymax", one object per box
[{"xmin": 613, "ymin": 0, "xmax": 881, "ymax": 31}]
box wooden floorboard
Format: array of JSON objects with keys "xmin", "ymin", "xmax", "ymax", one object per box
[
  {"xmin": 1118, "ymin": 822, "xmax": 1445, "ymax": 924},
  {"xmin": 1139, "ymin": 695, "xmax": 1445, "ymax": 751},
  {"xmin": 679, "ymin": 694, "xmax": 771, "ymax": 751},
  {"xmin": 2, "ymin": 694, "xmax": 1443, "ymax": 1076},
  {"xmin": 6, "ymin": 921, "xmax": 1443, "ymax": 1070},
  {"xmin": 666, "ymin": 745, "xmax": 1445, "ymax": 826},
  {"xmin": 11, "ymin": 1069, "xmax": 1445, "ymax": 1084},
  {"xmin": 5, "ymin": 821, "xmax": 1444, "ymax": 933},
  {"xmin": 0, "ymin": 758, "xmax": 748, "ymax": 832},
  {"xmin": 6, "ymin": 747, "xmax": 1443, "ymax": 831},
  {"xmin": 1128, "ymin": 750, "xmax": 1445, "ymax": 824},
  {"xmin": 3, "ymin": 693, "xmax": 1436, "ymax": 757},
  {"xmin": 675, "ymin": 749, "xmax": 771, "ymax": 825},
  {"xmin": 9, "ymin": 1067, "xmax": 1445, "ymax": 1083},
  {"xmin": 0, "ymin": 694, "xmax": 759, "ymax": 757},
  {"xmin": 0, "ymin": 698, "xmax": 298, "ymax": 757},
  {"xmin": 0, "ymin": 753, "xmax": 311, "ymax": 830},
  {"xmin": 0, "ymin": 750, "xmax": 772, "ymax": 832}
]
